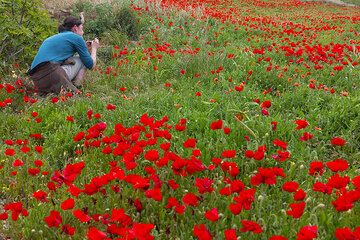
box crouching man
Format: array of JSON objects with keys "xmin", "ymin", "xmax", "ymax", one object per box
[{"xmin": 28, "ymin": 16, "xmax": 99, "ymax": 96}]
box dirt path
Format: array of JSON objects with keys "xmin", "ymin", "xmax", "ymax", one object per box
[{"xmin": 303, "ymin": 0, "xmax": 357, "ymax": 7}]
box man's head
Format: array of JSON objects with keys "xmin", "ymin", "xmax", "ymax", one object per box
[{"xmin": 58, "ymin": 16, "xmax": 83, "ymax": 36}]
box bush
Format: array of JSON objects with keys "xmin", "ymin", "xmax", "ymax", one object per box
[
  {"xmin": 113, "ymin": 7, "xmax": 139, "ymax": 41},
  {"xmin": 0, "ymin": 0, "xmax": 57, "ymax": 74},
  {"xmin": 72, "ymin": 1, "xmax": 115, "ymax": 39},
  {"xmin": 71, "ymin": 1, "xmax": 140, "ymax": 42}
]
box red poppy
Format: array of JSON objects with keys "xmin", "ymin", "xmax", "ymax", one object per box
[
  {"xmin": 282, "ymin": 181, "xmax": 299, "ymax": 192},
  {"xmin": 269, "ymin": 236, "xmax": 288, "ymax": 240},
  {"xmin": 106, "ymin": 104, "xmax": 116, "ymax": 110},
  {"xmin": 144, "ymin": 149, "xmax": 159, "ymax": 161},
  {"xmin": 145, "ymin": 188, "xmax": 163, "ymax": 201},
  {"xmin": 129, "ymin": 223, "xmax": 155, "ymax": 239},
  {"xmin": 182, "ymin": 192, "xmax": 199, "ymax": 206},
  {"xmin": 309, "ymin": 161, "xmax": 324, "ymax": 176},
  {"xmin": 230, "ymin": 180, "xmax": 245, "ymax": 193},
  {"xmin": 0, "ymin": 212, "xmax": 8, "ymax": 220},
  {"xmin": 331, "ymin": 137, "xmax": 346, "ymax": 146},
  {"xmin": 223, "ymin": 127, "xmax": 231, "ymax": 134},
  {"xmin": 224, "ymin": 229, "xmax": 237, "ymax": 240},
  {"xmin": 28, "ymin": 168, "xmax": 40, "ymax": 176},
  {"xmin": 12, "ymin": 159, "xmax": 24, "ymax": 167},
  {"xmin": 204, "ymin": 208, "xmax": 219, "ymax": 222},
  {"xmin": 73, "ymin": 131, "xmax": 85, "ymax": 142},
  {"xmin": 335, "ymin": 227, "xmax": 360, "ymax": 240},
  {"xmin": 287, "ymin": 202, "xmax": 306, "ymax": 219},
  {"xmin": 210, "ymin": 119, "xmax": 223, "ymax": 130},
  {"xmin": 221, "ymin": 150, "xmax": 236, "ymax": 158},
  {"xmin": 261, "ymin": 100, "xmax": 271, "ymax": 108},
  {"xmin": 184, "ymin": 138, "xmax": 197, "ymax": 148},
  {"xmin": 240, "ymin": 220, "xmax": 262, "ymax": 234},
  {"xmin": 195, "ymin": 178, "xmax": 214, "ymax": 194},
  {"xmin": 294, "ymin": 119, "xmax": 308, "ymax": 130},
  {"xmin": 296, "ymin": 225, "xmax": 317, "ymax": 240},
  {"xmin": 300, "ymin": 132, "xmax": 313, "ymax": 141},
  {"xmin": 294, "ymin": 189, "xmax": 307, "ymax": 201},
  {"xmin": 87, "ymin": 227, "xmax": 108, "ymax": 240},
  {"xmin": 326, "ymin": 159, "xmax": 349, "ymax": 172},
  {"xmin": 62, "ymin": 224, "xmax": 76, "ymax": 236},
  {"xmin": 44, "ymin": 210, "xmax": 62, "ymax": 228},
  {"xmin": 133, "ymin": 198, "xmax": 143, "ymax": 212},
  {"xmin": 167, "ymin": 179, "xmax": 179, "ymax": 190},
  {"xmin": 4, "ymin": 148, "xmax": 15, "ymax": 156},
  {"xmin": 32, "ymin": 190, "xmax": 48, "ymax": 202},
  {"xmin": 271, "ymin": 121, "xmax": 278, "ymax": 131},
  {"xmin": 327, "ymin": 174, "xmax": 350, "ymax": 189},
  {"xmin": 73, "ymin": 209, "xmax": 91, "ymax": 223},
  {"xmin": 352, "ymin": 176, "xmax": 360, "ymax": 190},
  {"xmin": 110, "ymin": 208, "xmax": 132, "ymax": 226},
  {"xmin": 313, "ymin": 182, "xmax": 333, "ymax": 194},
  {"xmin": 193, "ymin": 224, "xmax": 212, "ymax": 240},
  {"xmin": 61, "ymin": 198, "xmax": 75, "ymax": 210}
]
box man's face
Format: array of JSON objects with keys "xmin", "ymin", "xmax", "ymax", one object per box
[{"xmin": 72, "ymin": 24, "xmax": 84, "ymax": 36}]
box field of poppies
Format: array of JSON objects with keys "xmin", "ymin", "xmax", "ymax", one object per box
[{"xmin": 1, "ymin": 0, "xmax": 360, "ymax": 239}]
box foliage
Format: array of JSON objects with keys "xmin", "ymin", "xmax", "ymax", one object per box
[
  {"xmin": 71, "ymin": 1, "xmax": 141, "ymax": 42},
  {"xmin": 113, "ymin": 7, "xmax": 140, "ymax": 41},
  {"xmin": 0, "ymin": 0, "xmax": 57, "ymax": 74},
  {"xmin": 1, "ymin": 0, "xmax": 360, "ymax": 239}
]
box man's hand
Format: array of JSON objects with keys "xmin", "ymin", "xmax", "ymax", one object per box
[{"xmin": 91, "ymin": 38, "xmax": 100, "ymax": 50}]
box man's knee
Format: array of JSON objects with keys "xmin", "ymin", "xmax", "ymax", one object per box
[{"xmin": 61, "ymin": 56, "xmax": 86, "ymax": 81}]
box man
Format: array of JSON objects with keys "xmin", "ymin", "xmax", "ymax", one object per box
[{"xmin": 28, "ymin": 16, "xmax": 99, "ymax": 95}]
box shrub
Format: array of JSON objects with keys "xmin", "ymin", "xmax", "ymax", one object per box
[
  {"xmin": 0, "ymin": 0, "xmax": 57, "ymax": 74},
  {"xmin": 72, "ymin": 1, "xmax": 115, "ymax": 39},
  {"xmin": 113, "ymin": 7, "xmax": 139, "ymax": 41}
]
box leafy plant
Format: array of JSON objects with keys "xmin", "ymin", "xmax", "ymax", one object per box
[
  {"xmin": 113, "ymin": 7, "xmax": 140, "ymax": 41},
  {"xmin": 0, "ymin": 0, "xmax": 57, "ymax": 74}
]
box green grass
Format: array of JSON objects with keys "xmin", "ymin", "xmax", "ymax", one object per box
[{"xmin": 1, "ymin": 0, "xmax": 360, "ymax": 239}]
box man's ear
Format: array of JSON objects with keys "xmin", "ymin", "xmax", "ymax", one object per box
[{"xmin": 71, "ymin": 25, "xmax": 78, "ymax": 33}]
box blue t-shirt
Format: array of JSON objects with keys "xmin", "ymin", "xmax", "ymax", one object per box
[{"xmin": 30, "ymin": 31, "xmax": 93, "ymax": 70}]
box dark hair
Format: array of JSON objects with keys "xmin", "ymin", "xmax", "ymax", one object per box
[{"xmin": 58, "ymin": 16, "xmax": 82, "ymax": 33}]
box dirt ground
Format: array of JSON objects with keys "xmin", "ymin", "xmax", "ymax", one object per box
[{"xmin": 302, "ymin": 0, "xmax": 357, "ymax": 6}]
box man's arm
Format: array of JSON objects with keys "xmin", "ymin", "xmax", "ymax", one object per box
[{"xmin": 89, "ymin": 38, "xmax": 100, "ymax": 68}]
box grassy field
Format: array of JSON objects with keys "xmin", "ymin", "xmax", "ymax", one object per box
[{"xmin": 1, "ymin": 0, "xmax": 360, "ymax": 239}]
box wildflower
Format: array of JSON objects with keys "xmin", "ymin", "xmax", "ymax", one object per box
[
  {"xmin": 300, "ymin": 132, "xmax": 313, "ymax": 141},
  {"xmin": 183, "ymin": 192, "xmax": 199, "ymax": 206},
  {"xmin": 240, "ymin": 220, "xmax": 262, "ymax": 234},
  {"xmin": 62, "ymin": 224, "xmax": 75, "ymax": 236},
  {"xmin": 61, "ymin": 198, "xmax": 75, "ymax": 210},
  {"xmin": 204, "ymin": 208, "xmax": 219, "ymax": 222},
  {"xmin": 210, "ymin": 119, "xmax": 223, "ymax": 130},
  {"xmin": 287, "ymin": 202, "xmax": 306, "ymax": 219},
  {"xmin": 195, "ymin": 178, "xmax": 214, "ymax": 194},
  {"xmin": 87, "ymin": 227, "xmax": 107, "ymax": 240},
  {"xmin": 193, "ymin": 224, "xmax": 212, "ymax": 240},
  {"xmin": 44, "ymin": 210, "xmax": 62, "ymax": 228},
  {"xmin": 297, "ymin": 225, "xmax": 317, "ymax": 240},
  {"xmin": 295, "ymin": 119, "xmax": 308, "ymax": 130},
  {"xmin": 326, "ymin": 159, "xmax": 349, "ymax": 172},
  {"xmin": 294, "ymin": 189, "xmax": 307, "ymax": 201},
  {"xmin": 331, "ymin": 137, "xmax": 346, "ymax": 146},
  {"xmin": 309, "ymin": 161, "xmax": 324, "ymax": 176},
  {"xmin": 33, "ymin": 190, "xmax": 48, "ymax": 202},
  {"xmin": 282, "ymin": 181, "xmax": 299, "ymax": 192},
  {"xmin": 73, "ymin": 209, "xmax": 91, "ymax": 223},
  {"xmin": 224, "ymin": 229, "xmax": 237, "ymax": 240},
  {"xmin": 221, "ymin": 150, "xmax": 236, "ymax": 158},
  {"xmin": 335, "ymin": 227, "xmax": 360, "ymax": 240}
]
